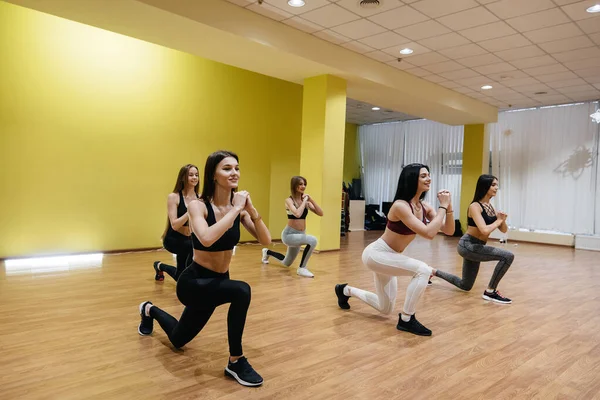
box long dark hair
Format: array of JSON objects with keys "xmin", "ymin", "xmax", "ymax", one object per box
[
  {"xmin": 393, "ymin": 163, "xmax": 430, "ymax": 202},
  {"xmin": 162, "ymin": 164, "xmax": 200, "ymax": 239},
  {"xmin": 472, "ymin": 174, "xmax": 498, "ymax": 202},
  {"xmin": 173, "ymin": 163, "xmax": 200, "ymax": 195},
  {"xmin": 201, "ymin": 150, "xmax": 239, "ymax": 202},
  {"xmin": 290, "ymin": 176, "xmax": 306, "ymax": 197}
]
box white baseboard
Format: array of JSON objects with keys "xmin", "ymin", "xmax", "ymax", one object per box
[
  {"xmin": 575, "ymin": 235, "xmax": 600, "ymax": 252},
  {"xmin": 488, "ymin": 230, "xmax": 574, "ymax": 247}
]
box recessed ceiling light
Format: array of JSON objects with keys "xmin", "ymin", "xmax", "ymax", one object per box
[
  {"xmin": 586, "ymin": 4, "xmax": 600, "ymax": 13},
  {"xmin": 287, "ymin": 0, "xmax": 305, "ymax": 7},
  {"xmin": 481, "ymin": 85, "xmax": 493, "ymax": 90},
  {"xmin": 372, "ymin": 107, "xmax": 381, "ymax": 111},
  {"xmin": 399, "ymin": 48, "xmax": 413, "ymax": 55},
  {"xmin": 359, "ymin": 0, "xmax": 382, "ymax": 9}
]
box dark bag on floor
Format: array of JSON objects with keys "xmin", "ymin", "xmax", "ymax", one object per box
[{"xmin": 453, "ymin": 219, "xmax": 463, "ymax": 237}]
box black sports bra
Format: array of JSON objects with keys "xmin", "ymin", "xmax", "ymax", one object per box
[
  {"xmin": 177, "ymin": 191, "xmax": 199, "ymax": 227},
  {"xmin": 286, "ymin": 197, "xmax": 309, "ymax": 220},
  {"xmin": 467, "ymin": 201, "xmax": 497, "ymax": 227},
  {"xmin": 166, "ymin": 191, "xmax": 198, "ymax": 237},
  {"xmin": 192, "ymin": 199, "xmax": 240, "ymax": 252}
]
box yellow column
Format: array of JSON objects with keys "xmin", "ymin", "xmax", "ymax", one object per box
[
  {"xmin": 300, "ymin": 75, "xmax": 347, "ymax": 251},
  {"xmin": 343, "ymin": 122, "xmax": 359, "ymax": 184},
  {"xmin": 460, "ymin": 124, "xmax": 487, "ymax": 230}
]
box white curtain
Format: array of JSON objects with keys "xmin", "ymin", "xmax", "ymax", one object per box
[
  {"xmin": 596, "ymin": 135, "xmax": 600, "ymax": 235},
  {"xmin": 359, "ymin": 120, "xmax": 464, "ymax": 218},
  {"xmin": 404, "ymin": 120, "xmax": 464, "ymax": 218},
  {"xmin": 358, "ymin": 122, "xmax": 405, "ymax": 207},
  {"xmin": 489, "ymin": 101, "xmax": 600, "ymax": 235}
]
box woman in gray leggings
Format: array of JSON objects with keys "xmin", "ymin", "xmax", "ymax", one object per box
[
  {"xmin": 261, "ymin": 176, "xmax": 323, "ymax": 278},
  {"xmin": 434, "ymin": 174, "xmax": 514, "ymax": 304}
]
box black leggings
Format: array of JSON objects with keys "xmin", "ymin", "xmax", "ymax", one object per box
[
  {"xmin": 436, "ymin": 234, "xmax": 514, "ymax": 291},
  {"xmin": 149, "ymin": 262, "xmax": 251, "ymax": 356},
  {"xmin": 161, "ymin": 232, "xmax": 193, "ymax": 281},
  {"xmin": 266, "ymin": 246, "xmax": 312, "ymax": 269}
]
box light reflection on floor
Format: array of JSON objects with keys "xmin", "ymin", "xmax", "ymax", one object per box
[{"xmin": 2, "ymin": 253, "xmax": 104, "ymax": 275}]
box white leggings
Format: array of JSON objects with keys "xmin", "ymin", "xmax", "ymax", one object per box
[{"xmin": 347, "ymin": 238, "xmax": 432, "ymax": 316}]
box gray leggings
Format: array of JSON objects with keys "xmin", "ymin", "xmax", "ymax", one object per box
[
  {"xmin": 268, "ymin": 226, "xmax": 317, "ymax": 269},
  {"xmin": 435, "ymin": 234, "xmax": 514, "ymax": 291}
]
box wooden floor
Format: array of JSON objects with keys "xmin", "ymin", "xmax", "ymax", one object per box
[{"xmin": 1, "ymin": 231, "xmax": 600, "ymax": 399}]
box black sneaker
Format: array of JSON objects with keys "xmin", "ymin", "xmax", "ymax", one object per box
[
  {"xmin": 225, "ymin": 356, "xmax": 263, "ymax": 387},
  {"xmin": 426, "ymin": 272, "xmax": 435, "ymax": 286},
  {"xmin": 138, "ymin": 301, "xmax": 153, "ymax": 336},
  {"xmin": 482, "ymin": 290, "xmax": 512, "ymax": 304},
  {"xmin": 153, "ymin": 261, "xmax": 164, "ymax": 281},
  {"xmin": 396, "ymin": 314, "xmax": 432, "ymax": 336},
  {"xmin": 335, "ymin": 284, "xmax": 350, "ymax": 310}
]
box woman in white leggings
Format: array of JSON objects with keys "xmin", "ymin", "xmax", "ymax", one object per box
[
  {"xmin": 335, "ymin": 163, "xmax": 455, "ymax": 336},
  {"xmin": 261, "ymin": 176, "xmax": 323, "ymax": 278}
]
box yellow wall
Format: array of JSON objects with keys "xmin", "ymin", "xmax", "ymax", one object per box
[
  {"xmin": 0, "ymin": 2, "xmax": 302, "ymax": 258},
  {"xmin": 343, "ymin": 123, "xmax": 360, "ymax": 184},
  {"xmin": 460, "ymin": 124, "xmax": 486, "ymax": 230}
]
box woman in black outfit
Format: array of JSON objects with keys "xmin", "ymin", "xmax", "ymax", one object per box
[
  {"xmin": 152, "ymin": 164, "xmax": 199, "ymax": 282},
  {"xmin": 138, "ymin": 151, "xmax": 271, "ymax": 387}
]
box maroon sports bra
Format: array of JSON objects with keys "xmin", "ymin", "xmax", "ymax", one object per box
[{"xmin": 386, "ymin": 201, "xmax": 428, "ymax": 235}]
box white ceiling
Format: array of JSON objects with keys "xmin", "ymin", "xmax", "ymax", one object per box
[
  {"xmin": 227, "ymin": 0, "xmax": 600, "ymax": 113},
  {"xmin": 347, "ymin": 98, "xmax": 418, "ymax": 124}
]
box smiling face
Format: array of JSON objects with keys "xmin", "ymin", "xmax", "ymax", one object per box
[
  {"xmin": 290, "ymin": 176, "xmax": 307, "ymax": 198},
  {"xmin": 417, "ymin": 167, "xmax": 432, "ymax": 193},
  {"xmin": 296, "ymin": 180, "xmax": 306, "ymax": 194},
  {"xmin": 487, "ymin": 179, "xmax": 499, "ymax": 198},
  {"xmin": 186, "ymin": 167, "xmax": 199, "ymax": 189},
  {"xmin": 214, "ymin": 156, "xmax": 239, "ymax": 190}
]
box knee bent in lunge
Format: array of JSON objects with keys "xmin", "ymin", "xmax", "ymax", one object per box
[
  {"xmin": 415, "ymin": 262, "xmax": 433, "ymax": 278},
  {"xmin": 235, "ymin": 281, "xmax": 252, "ymax": 304},
  {"xmin": 379, "ymin": 301, "xmax": 395, "ymax": 315}
]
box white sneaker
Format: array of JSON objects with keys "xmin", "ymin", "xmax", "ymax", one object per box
[
  {"xmin": 261, "ymin": 248, "xmax": 269, "ymax": 264},
  {"xmin": 297, "ymin": 267, "xmax": 314, "ymax": 278}
]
